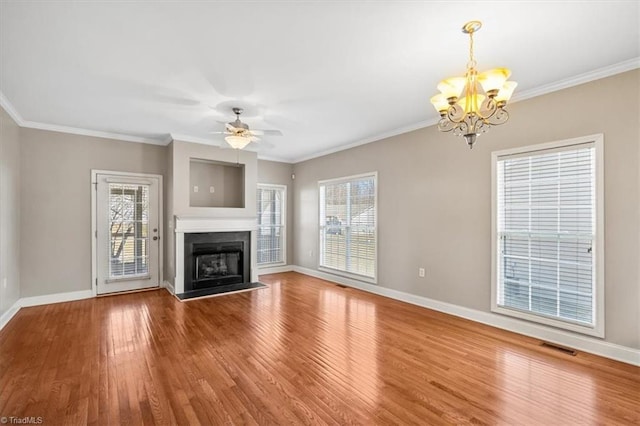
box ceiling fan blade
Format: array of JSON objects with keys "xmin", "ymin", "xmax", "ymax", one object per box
[
  {"xmin": 226, "ymin": 123, "xmax": 239, "ymax": 132},
  {"xmin": 209, "ymin": 131, "xmax": 230, "ymax": 135},
  {"xmin": 249, "ymin": 129, "xmax": 282, "ymax": 136},
  {"xmin": 249, "ymin": 136, "xmax": 260, "ymax": 142}
]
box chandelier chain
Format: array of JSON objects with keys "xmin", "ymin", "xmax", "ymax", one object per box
[{"xmin": 467, "ymin": 31, "xmax": 476, "ymax": 70}]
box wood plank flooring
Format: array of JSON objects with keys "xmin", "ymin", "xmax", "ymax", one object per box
[{"xmin": 1, "ymin": 272, "xmax": 638, "ymax": 425}]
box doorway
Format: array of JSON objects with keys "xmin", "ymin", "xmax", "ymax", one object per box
[{"xmin": 92, "ymin": 171, "xmax": 162, "ymax": 295}]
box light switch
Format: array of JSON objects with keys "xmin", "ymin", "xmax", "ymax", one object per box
[
  {"xmin": 193, "ymin": 186, "xmax": 198, "ymax": 193},
  {"xmin": 210, "ymin": 186, "xmax": 215, "ymax": 193}
]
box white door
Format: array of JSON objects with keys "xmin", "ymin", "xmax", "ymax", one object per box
[{"xmin": 95, "ymin": 173, "xmax": 160, "ymax": 294}]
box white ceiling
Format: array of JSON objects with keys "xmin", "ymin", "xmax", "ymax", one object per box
[{"xmin": 1, "ymin": 1, "xmax": 638, "ymax": 163}]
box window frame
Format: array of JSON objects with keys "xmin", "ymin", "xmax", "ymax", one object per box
[
  {"xmin": 256, "ymin": 183, "xmax": 287, "ymax": 267},
  {"xmin": 318, "ymin": 171, "xmax": 378, "ymax": 284},
  {"xmin": 491, "ymin": 134, "xmax": 604, "ymax": 337}
]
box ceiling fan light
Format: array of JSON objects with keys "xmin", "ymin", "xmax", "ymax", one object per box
[
  {"xmin": 478, "ymin": 68, "xmax": 511, "ymax": 95},
  {"xmin": 437, "ymin": 77, "xmax": 466, "ymax": 100},
  {"xmin": 225, "ymin": 135, "xmax": 251, "ymax": 150}
]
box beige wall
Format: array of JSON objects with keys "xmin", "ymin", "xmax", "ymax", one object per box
[
  {"xmin": 189, "ymin": 160, "xmax": 244, "ymax": 208},
  {"xmin": 19, "ymin": 128, "xmax": 167, "ymax": 297},
  {"xmin": 171, "ymin": 140, "xmax": 257, "ymax": 218},
  {"xmin": 292, "ymin": 70, "xmax": 640, "ymax": 349},
  {"xmin": 257, "ymin": 160, "xmax": 295, "ymax": 266},
  {"xmin": 0, "ymin": 107, "xmax": 21, "ymax": 316}
]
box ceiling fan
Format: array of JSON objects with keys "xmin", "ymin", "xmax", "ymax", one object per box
[{"xmin": 212, "ymin": 107, "xmax": 282, "ymax": 149}]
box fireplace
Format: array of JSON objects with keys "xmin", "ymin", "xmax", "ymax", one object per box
[{"xmin": 184, "ymin": 231, "xmax": 250, "ymax": 292}]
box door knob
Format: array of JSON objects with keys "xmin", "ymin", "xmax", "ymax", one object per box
[{"xmin": 153, "ymin": 236, "xmax": 159, "ymax": 241}]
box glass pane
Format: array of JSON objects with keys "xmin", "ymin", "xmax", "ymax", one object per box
[
  {"xmin": 319, "ymin": 176, "xmax": 376, "ymax": 278},
  {"xmin": 497, "ymin": 146, "xmax": 596, "ymax": 326},
  {"xmin": 108, "ymin": 183, "xmax": 150, "ymax": 279}
]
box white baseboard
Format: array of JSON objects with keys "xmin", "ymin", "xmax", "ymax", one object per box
[
  {"xmin": 293, "ymin": 266, "xmax": 640, "ymax": 366},
  {"xmin": 163, "ymin": 280, "xmax": 175, "ymax": 295},
  {"xmin": 0, "ymin": 301, "xmax": 21, "ymax": 331},
  {"xmin": 0, "ymin": 289, "xmax": 94, "ymax": 332},
  {"xmin": 258, "ymin": 265, "xmax": 295, "ymax": 275},
  {"xmin": 19, "ymin": 290, "xmax": 93, "ymax": 308}
]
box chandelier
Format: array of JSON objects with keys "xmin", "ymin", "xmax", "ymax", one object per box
[{"xmin": 430, "ymin": 21, "xmax": 517, "ymax": 148}]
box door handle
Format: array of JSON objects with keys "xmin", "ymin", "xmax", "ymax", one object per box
[{"xmin": 153, "ymin": 236, "xmax": 160, "ymax": 241}]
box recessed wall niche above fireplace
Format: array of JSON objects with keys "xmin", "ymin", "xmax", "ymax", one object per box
[{"xmin": 183, "ymin": 231, "xmax": 251, "ymax": 292}]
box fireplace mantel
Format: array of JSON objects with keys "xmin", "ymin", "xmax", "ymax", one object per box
[
  {"xmin": 175, "ymin": 216, "xmax": 258, "ymax": 233},
  {"xmin": 173, "ymin": 216, "xmax": 258, "ymax": 294}
]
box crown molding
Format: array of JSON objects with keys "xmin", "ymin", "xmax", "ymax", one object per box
[
  {"xmin": 0, "ymin": 91, "xmax": 25, "ymax": 125},
  {"xmin": 256, "ymin": 154, "xmax": 295, "ymax": 163},
  {"xmin": 0, "ymin": 90, "xmax": 168, "ymax": 145},
  {"xmin": 3, "ymin": 57, "xmax": 638, "ymax": 162},
  {"xmin": 289, "ymin": 57, "xmax": 640, "ymax": 164},
  {"xmin": 169, "ymin": 133, "xmax": 223, "ymax": 146},
  {"xmin": 22, "ymin": 120, "xmax": 168, "ymax": 145},
  {"xmin": 291, "ymin": 118, "xmax": 438, "ymax": 164},
  {"xmin": 511, "ymin": 57, "xmax": 640, "ymax": 104}
]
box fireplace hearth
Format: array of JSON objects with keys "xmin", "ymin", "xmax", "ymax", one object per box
[{"xmin": 184, "ymin": 231, "xmax": 250, "ymax": 292}]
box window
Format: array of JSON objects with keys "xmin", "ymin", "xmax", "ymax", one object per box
[
  {"xmin": 319, "ymin": 172, "xmax": 377, "ymax": 282},
  {"xmin": 491, "ymin": 135, "xmax": 604, "ymax": 337},
  {"xmin": 256, "ymin": 184, "xmax": 286, "ymax": 265}
]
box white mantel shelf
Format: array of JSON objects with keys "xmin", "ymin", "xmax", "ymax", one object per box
[
  {"xmin": 175, "ymin": 216, "xmax": 258, "ymax": 233},
  {"xmin": 173, "ymin": 216, "xmax": 259, "ymax": 294}
]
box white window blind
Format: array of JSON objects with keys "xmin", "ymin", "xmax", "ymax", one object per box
[
  {"xmin": 257, "ymin": 185, "xmax": 286, "ymax": 265},
  {"xmin": 108, "ymin": 183, "xmax": 150, "ymax": 279},
  {"xmin": 493, "ymin": 136, "xmax": 603, "ymax": 336},
  {"xmin": 319, "ymin": 173, "xmax": 377, "ymax": 281}
]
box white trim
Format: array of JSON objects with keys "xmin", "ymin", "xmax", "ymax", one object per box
[
  {"xmin": 510, "ymin": 57, "xmax": 640, "ymax": 104},
  {"xmin": 175, "ymin": 216, "xmax": 258, "ymax": 233},
  {"xmin": 257, "ymin": 183, "xmax": 287, "ymax": 266},
  {"xmin": 0, "ymin": 290, "xmax": 94, "ymax": 331},
  {"xmin": 169, "ymin": 133, "xmax": 224, "ymax": 147},
  {"xmin": 490, "ymin": 134, "xmax": 605, "ymax": 338},
  {"xmin": 0, "ymin": 301, "xmax": 21, "ymax": 331},
  {"xmin": 292, "ymin": 266, "xmax": 639, "ymax": 366},
  {"xmin": 258, "ymin": 265, "xmax": 294, "ymax": 275},
  {"xmin": 91, "ymin": 170, "xmax": 164, "ymax": 297},
  {"xmin": 2, "ymin": 59, "xmax": 637, "ymax": 164},
  {"xmin": 293, "ymin": 119, "xmax": 435, "ymax": 164},
  {"xmin": 288, "ymin": 58, "xmax": 639, "ymax": 164},
  {"xmin": 0, "ymin": 91, "xmax": 24, "ymax": 126},
  {"xmin": 20, "ymin": 121, "xmax": 167, "ymax": 145},
  {"xmin": 163, "ymin": 280, "xmax": 175, "ymax": 295},
  {"xmin": 19, "ymin": 290, "xmax": 93, "ymax": 307}
]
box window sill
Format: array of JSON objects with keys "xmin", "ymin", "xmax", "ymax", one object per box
[
  {"xmin": 491, "ymin": 305, "xmax": 604, "ymax": 338},
  {"xmin": 318, "ymin": 266, "xmax": 377, "ymax": 285}
]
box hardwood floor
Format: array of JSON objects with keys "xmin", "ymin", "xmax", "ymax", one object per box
[{"xmin": 1, "ymin": 272, "xmax": 638, "ymax": 425}]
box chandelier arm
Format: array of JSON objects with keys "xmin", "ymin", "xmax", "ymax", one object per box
[
  {"xmin": 485, "ymin": 108, "xmax": 510, "ymax": 126},
  {"xmin": 445, "ymin": 104, "xmax": 467, "ymax": 124},
  {"xmin": 437, "ymin": 117, "xmax": 457, "ymax": 132},
  {"xmin": 476, "ymin": 97, "xmax": 499, "ymax": 120}
]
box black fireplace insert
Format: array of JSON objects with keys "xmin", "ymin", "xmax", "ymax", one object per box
[{"xmin": 184, "ymin": 231, "xmax": 250, "ymax": 291}]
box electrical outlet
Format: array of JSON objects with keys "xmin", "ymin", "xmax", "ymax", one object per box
[
  {"xmin": 418, "ymin": 268, "xmax": 425, "ymax": 278},
  {"xmin": 2, "ymin": 277, "xmax": 7, "ymax": 290},
  {"xmin": 309, "ymin": 250, "xmax": 313, "ymax": 258},
  {"xmin": 193, "ymin": 186, "xmax": 199, "ymax": 193},
  {"xmin": 209, "ymin": 186, "xmax": 215, "ymax": 193}
]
